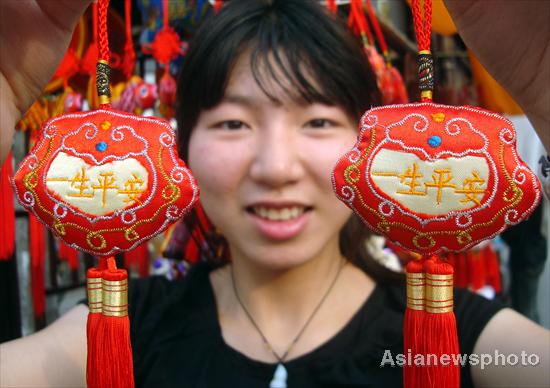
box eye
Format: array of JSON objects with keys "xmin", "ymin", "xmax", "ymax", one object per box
[
  {"xmin": 305, "ymin": 118, "xmax": 336, "ymax": 128},
  {"xmin": 216, "ymin": 120, "xmax": 248, "ymax": 130}
]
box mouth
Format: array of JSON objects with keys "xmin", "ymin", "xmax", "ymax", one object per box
[
  {"xmin": 245, "ymin": 204, "xmax": 313, "ymax": 240},
  {"xmin": 245, "ymin": 205, "xmax": 312, "ymax": 221}
]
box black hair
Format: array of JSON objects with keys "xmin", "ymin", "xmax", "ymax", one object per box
[{"xmin": 175, "ymin": 0, "xmax": 402, "ymax": 283}]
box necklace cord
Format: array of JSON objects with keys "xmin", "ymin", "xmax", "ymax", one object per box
[{"xmin": 231, "ymin": 260, "xmax": 346, "ymax": 363}]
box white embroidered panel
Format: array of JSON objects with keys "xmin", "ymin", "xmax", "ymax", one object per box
[
  {"xmin": 370, "ymin": 149, "xmax": 489, "ymax": 215},
  {"xmin": 46, "ymin": 152, "xmax": 149, "ymax": 216}
]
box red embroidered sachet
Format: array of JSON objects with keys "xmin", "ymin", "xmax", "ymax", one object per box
[
  {"xmin": 12, "ymin": 109, "xmax": 199, "ymax": 256},
  {"xmin": 332, "ymin": 102, "xmax": 541, "ymax": 254}
]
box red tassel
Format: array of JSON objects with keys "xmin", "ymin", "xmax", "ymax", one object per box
[
  {"xmin": 86, "ymin": 258, "xmax": 107, "ymax": 388},
  {"xmin": 29, "ymin": 214, "xmax": 46, "ymax": 319},
  {"xmin": 424, "ymin": 256, "xmax": 460, "ymax": 388},
  {"xmin": 403, "ymin": 259, "xmax": 425, "ymax": 388},
  {"xmin": 92, "ymin": 256, "xmax": 134, "ymax": 388},
  {"xmin": 0, "ymin": 153, "xmax": 15, "ymax": 261}
]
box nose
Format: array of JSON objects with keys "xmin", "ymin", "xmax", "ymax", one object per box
[{"xmin": 249, "ymin": 125, "xmax": 304, "ymax": 188}]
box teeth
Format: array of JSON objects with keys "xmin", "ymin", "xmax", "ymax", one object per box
[{"xmin": 253, "ymin": 206, "xmax": 305, "ymax": 221}]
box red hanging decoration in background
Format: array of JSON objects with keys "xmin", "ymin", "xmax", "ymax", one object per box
[
  {"xmin": 28, "ymin": 214, "xmax": 46, "ymax": 322},
  {"xmin": 364, "ymin": 0, "xmax": 408, "ymax": 104},
  {"xmin": 142, "ymin": 0, "xmax": 182, "ymax": 119},
  {"xmin": 120, "ymin": 0, "xmax": 136, "ymax": 79},
  {"xmin": 0, "ymin": 154, "xmax": 15, "ymax": 261},
  {"xmin": 325, "ymin": 0, "xmax": 337, "ymax": 15}
]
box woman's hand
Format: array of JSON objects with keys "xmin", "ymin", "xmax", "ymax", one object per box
[
  {"xmin": 0, "ymin": 0, "xmax": 92, "ymax": 162},
  {"xmin": 444, "ymin": 0, "xmax": 550, "ymax": 152}
]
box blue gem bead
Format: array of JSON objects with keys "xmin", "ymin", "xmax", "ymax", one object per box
[
  {"xmin": 428, "ymin": 135, "xmax": 442, "ymax": 148},
  {"xmin": 95, "ymin": 141, "xmax": 108, "ymax": 152}
]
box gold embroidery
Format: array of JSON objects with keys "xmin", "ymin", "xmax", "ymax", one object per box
[
  {"xmin": 91, "ymin": 172, "xmax": 119, "ymax": 208},
  {"xmin": 455, "ymin": 170, "xmax": 486, "ymax": 205},
  {"xmin": 118, "ymin": 173, "xmax": 145, "ymax": 205},
  {"xmin": 344, "ymin": 165, "xmax": 361, "ymax": 184},
  {"xmin": 424, "ymin": 169, "xmax": 455, "ymax": 205},
  {"xmin": 372, "ymin": 162, "xmax": 427, "ymax": 196}
]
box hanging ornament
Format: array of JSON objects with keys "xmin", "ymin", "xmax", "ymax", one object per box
[
  {"xmin": 13, "ymin": 0, "xmax": 198, "ymax": 258},
  {"xmin": 159, "ymin": 71, "xmax": 177, "ymax": 119},
  {"xmin": 333, "ymin": 0, "xmax": 541, "ymax": 387},
  {"xmin": 348, "ymin": 0, "xmax": 393, "ymax": 103},
  {"xmin": 333, "ymin": 0, "xmax": 540, "ymax": 256},
  {"xmin": 12, "ymin": 2, "xmax": 199, "ymax": 386},
  {"xmin": 141, "ymin": 0, "xmax": 183, "ymax": 120},
  {"xmin": 120, "ymin": 0, "xmax": 136, "ymax": 79},
  {"xmin": 112, "ymin": 75, "xmax": 158, "ymax": 114},
  {"xmin": 364, "ymin": 0, "xmax": 409, "ymax": 105}
]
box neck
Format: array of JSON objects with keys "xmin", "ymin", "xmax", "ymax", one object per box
[{"xmin": 229, "ymin": 242, "xmax": 345, "ymax": 341}]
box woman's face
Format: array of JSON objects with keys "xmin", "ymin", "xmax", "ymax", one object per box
[{"xmin": 188, "ymin": 55, "xmax": 358, "ymax": 270}]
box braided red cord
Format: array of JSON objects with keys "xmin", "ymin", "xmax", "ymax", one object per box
[
  {"xmin": 411, "ymin": 0, "xmax": 432, "ymax": 52},
  {"xmin": 350, "ymin": 0, "xmax": 374, "ymax": 45},
  {"xmin": 365, "ymin": 0, "xmax": 388, "ymax": 55},
  {"xmin": 98, "ymin": 0, "xmax": 110, "ymax": 63}
]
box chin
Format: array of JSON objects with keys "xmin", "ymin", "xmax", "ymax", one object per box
[{"xmin": 235, "ymin": 242, "xmax": 323, "ymax": 272}]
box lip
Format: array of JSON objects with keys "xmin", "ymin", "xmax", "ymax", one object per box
[
  {"xmin": 245, "ymin": 201, "xmax": 311, "ymax": 209},
  {"xmin": 245, "ymin": 203, "xmax": 312, "ymax": 241}
]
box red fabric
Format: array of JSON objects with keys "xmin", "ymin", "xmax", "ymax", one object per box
[
  {"xmin": 332, "ymin": 103, "xmax": 541, "ymax": 254},
  {"xmin": 13, "ymin": 109, "xmax": 200, "ymax": 257},
  {"xmin": 29, "ymin": 214, "xmax": 46, "ymax": 318},
  {"xmin": 0, "ymin": 153, "xmax": 15, "ymax": 261}
]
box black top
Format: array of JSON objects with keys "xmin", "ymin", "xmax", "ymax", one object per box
[{"xmin": 128, "ymin": 263, "xmax": 504, "ymax": 388}]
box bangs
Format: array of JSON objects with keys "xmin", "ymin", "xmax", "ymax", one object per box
[{"xmin": 176, "ymin": 0, "xmax": 380, "ymax": 160}]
